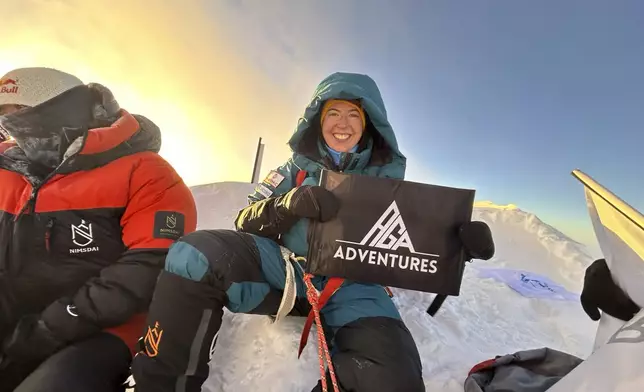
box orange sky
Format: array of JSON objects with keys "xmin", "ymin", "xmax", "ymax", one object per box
[
  {"xmin": 0, "ymin": 1, "xmax": 616, "ymax": 249},
  {"xmin": 0, "ymin": 0, "xmax": 316, "ymax": 186}
]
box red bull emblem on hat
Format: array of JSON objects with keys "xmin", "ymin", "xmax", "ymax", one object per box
[{"xmin": 0, "ymin": 78, "xmax": 18, "ymax": 94}]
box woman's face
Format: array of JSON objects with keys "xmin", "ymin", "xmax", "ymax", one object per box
[{"xmin": 321, "ymin": 101, "xmax": 364, "ymax": 152}]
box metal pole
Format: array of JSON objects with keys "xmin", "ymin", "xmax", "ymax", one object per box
[{"xmin": 251, "ymin": 137, "xmax": 264, "ymax": 183}]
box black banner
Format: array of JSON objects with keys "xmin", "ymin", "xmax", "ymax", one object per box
[{"xmin": 306, "ymin": 170, "xmax": 475, "ymax": 295}]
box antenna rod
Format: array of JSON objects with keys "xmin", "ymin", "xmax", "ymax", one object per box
[{"xmin": 251, "ymin": 137, "xmax": 264, "ymax": 183}]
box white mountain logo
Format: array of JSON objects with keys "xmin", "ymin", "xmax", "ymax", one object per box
[
  {"xmin": 334, "ymin": 201, "xmax": 439, "ymax": 273},
  {"xmin": 360, "ymin": 200, "xmax": 437, "ymax": 255}
]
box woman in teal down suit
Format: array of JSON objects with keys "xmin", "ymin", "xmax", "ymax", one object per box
[{"xmin": 131, "ymin": 71, "xmax": 495, "ymax": 392}]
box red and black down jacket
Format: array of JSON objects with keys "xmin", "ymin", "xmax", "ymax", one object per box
[{"xmin": 0, "ymin": 91, "xmax": 196, "ymax": 353}]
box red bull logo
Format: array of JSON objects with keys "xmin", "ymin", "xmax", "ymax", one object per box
[
  {"xmin": 0, "ymin": 78, "xmax": 17, "ymax": 86},
  {"xmin": 0, "ymin": 78, "xmax": 18, "ymax": 94}
]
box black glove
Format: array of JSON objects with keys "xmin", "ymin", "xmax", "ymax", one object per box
[
  {"xmin": 459, "ymin": 221, "xmax": 495, "ymax": 261},
  {"xmin": 427, "ymin": 221, "xmax": 495, "ymax": 317},
  {"xmin": 281, "ymin": 185, "xmax": 340, "ymax": 222},
  {"xmin": 580, "ymin": 258, "xmax": 640, "ymax": 321},
  {"xmin": 2, "ymin": 314, "xmax": 66, "ymax": 364}
]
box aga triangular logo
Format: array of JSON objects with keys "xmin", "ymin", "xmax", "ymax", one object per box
[
  {"xmin": 340, "ymin": 200, "xmax": 437, "ymax": 257},
  {"xmin": 332, "ymin": 200, "xmax": 440, "ymax": 274}
]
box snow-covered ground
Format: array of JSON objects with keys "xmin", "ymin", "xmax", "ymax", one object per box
[{"xmin": 189, "ymin": 182, "xmax": 600, "ymax": 392}]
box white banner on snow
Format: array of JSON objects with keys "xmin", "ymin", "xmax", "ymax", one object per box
[{"xmin": 547, "ymin": 169, "xmax": 644, "ymax": 391}]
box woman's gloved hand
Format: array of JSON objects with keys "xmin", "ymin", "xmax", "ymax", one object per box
[
  {"xmin": 281, "ymin": 185, "xmax": 340, "ymax": 222},
  {"xmin": 459, "ymin": 221, "xmax": 495, "ymax": 261},
  {"xmin": 427, "ymin": 221, "xmax": 495, "ymax": 317}
]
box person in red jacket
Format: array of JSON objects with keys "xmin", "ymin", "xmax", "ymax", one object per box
[{"xmin": 0, "ymin": 67, "xmax": 197, "ymax": 391}]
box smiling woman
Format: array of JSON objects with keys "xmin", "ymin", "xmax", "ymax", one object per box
[{"xmin": 320, "ymin": 99, "xmax": 366, "ymax": 153}]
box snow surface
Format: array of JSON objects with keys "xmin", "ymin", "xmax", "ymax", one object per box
[{"xmin": 189, "ymin": 182, "xmax": 600, "ymax": 392}]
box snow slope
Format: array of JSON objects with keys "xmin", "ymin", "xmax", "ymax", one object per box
[{"xmin": 190, "ymin": 182, "xmax": 599, "ymax": 392}]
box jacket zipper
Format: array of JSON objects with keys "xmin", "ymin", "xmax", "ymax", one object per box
[
  {"xmin": 8, "ymin": 135, "xmax": 85, "ymax": 221},
  {"xmin": 14, "ymin": 186, "xmax": 43, "ymax": 221},
  {"xmin": 5, "ymin": 138, "xmax": 86, "ymax": 260},
  {"xmin": 13, "ymin": 189, "xmax": 37, "ymax": 222},
  {"xmin": 12, "ymin": 165, "xmax": 65, "ymax": 222},
  {"xmin": 338, "ymin": 152, "xmax": 353, "ymax": 173},
  {"xmin": 44, "ymin": 218, "xmax": 54, "ymax": 254}
]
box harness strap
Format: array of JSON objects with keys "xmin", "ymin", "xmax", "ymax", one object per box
[
  {"xmin": 296, "ymin": 169, "xmax": 307, "ymax": 187},
  {"xmin": 274, "ymin": 247, "xmax": 298, "ymax": 322},
  {"xmin": 298, "ymin": 276, "xmax": 344, "ymax": 358}
]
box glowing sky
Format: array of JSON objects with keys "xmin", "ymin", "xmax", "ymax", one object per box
[
  {"xmin": 3, "ymin": 0, "xmax": 642, "ymax": 248},
  {"xmin": 0, "ymin": 0, "xmax": 318, "ymax": 186}
]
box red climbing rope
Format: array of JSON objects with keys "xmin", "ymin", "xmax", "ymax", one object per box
[{"xmin": 302, "ymin": 273, "xmax": 341, "ymax": 392}]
